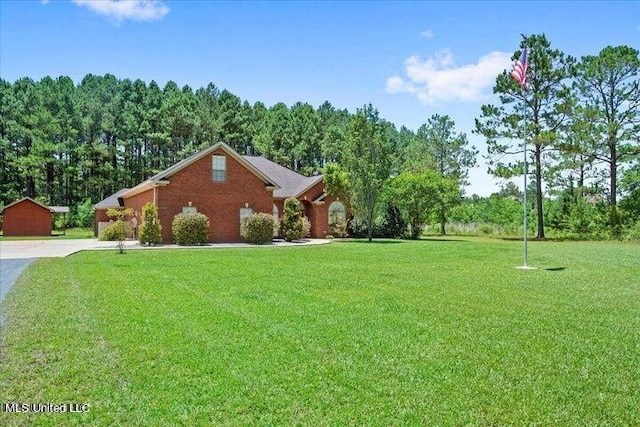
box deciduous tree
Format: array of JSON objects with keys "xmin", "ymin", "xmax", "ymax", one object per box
[
  {"xmin": 408, "ymin": 114, "xmax": 477, "ymax": 235},
  {"xmin": 344, "ymin": 104, "xmax": 392, "ymax": 242}
]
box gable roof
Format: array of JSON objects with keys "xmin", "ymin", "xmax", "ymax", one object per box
[
  {"xmin": 121, "ymin": 142, "xmax": 279, "ymax": 199},
  {"xmin": 2, "ymin": 197, "xmax": 53, "ymax": 213},
  {"xmin": 242, "ymin": 156, "xmax": 324, "ymax": 198},
  {"xmin": 94, "ymin": 188, "xmax": 130, "ymax": 209}
]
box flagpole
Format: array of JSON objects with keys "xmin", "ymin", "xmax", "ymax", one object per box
[
  {"xmin": 512, "ymin": 38, "xmax": 534, "ymax": 270},
  {"xmin": 522, "ymin": 90, "xmax": 528, "ymax": 268}
]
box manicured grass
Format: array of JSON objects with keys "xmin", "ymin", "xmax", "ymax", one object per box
[{"xmin": 1, "ymin": 238, "xmax": 639, "ymax": 425}]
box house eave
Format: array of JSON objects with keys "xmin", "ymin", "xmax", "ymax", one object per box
[
  {"xmin": 149, "ymin": 142, "xmax": 281, "ymax": 191},
  {"xmin": 121, "ymin": 180, "xmax": 169, "ymax": 199},
  {"xmin": 292, "ymin": 175, "xmax": 324, "ymax": 198}
]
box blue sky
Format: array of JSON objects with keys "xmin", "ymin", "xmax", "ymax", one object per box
[{"xmin": 1, "ymin": 0, "xmax": 638, "ymax": 196}]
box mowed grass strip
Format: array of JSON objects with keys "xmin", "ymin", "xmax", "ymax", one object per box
[{"xmin": 1, "ymin": 238, "xmax": 639, "ymax": 426}]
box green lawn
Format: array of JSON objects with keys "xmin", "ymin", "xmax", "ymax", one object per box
[{"xmin": 1, "ymin": 238, "xmax": 639, "ymax": 426}]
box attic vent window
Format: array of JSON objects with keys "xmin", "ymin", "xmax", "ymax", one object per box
[{"xmin": 212, "ymin": 155, "xmax": 226, "ymax": 182}]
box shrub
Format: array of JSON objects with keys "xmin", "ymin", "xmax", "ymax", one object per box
[
  {"xmin": 100, "ymin": 222, "xmax": 128, "ymax": 241},
  {"xmin": 349, "ymin": 217, "xmax": 381, "ymax": 238},
  {"xmin": 379, "ymin": 203, "xmax": 407, "ymax": 238},
  {"xmin": 347, "ymin": 203, "xmax": 407, "ymax": 239},
  {"xmin": 53, "ymin": 214, "xmax": 67, "ymax": 231},
  {"xmin": 331, "ymin": 217, "xmax": 348, "ymax": 238},
  {"xmin": 241, "ymin": 213, "xmax": 274, "ymax": 244},
  {"xmin": 301, "ymin": 216, "xmax": 311, "ymax": 238},
  {"xmin": 625, "ymin": 220, "xmax": 640, "ymax": 242},
  {"xmin": 608, "ymin": 205, "xmax": 624, "ymax": 239},
  {"xmin": 139, "ymin": 203, "xmax": 162, "ymax": 246},
  {"xmin": 76, "ymin": 198, "xmax": 94, "ymax": 228},
  {"xmin": 101, "ymin": 208, "xmax": 133, "ymax": 254},
  {"xmin": 280, "ymin": 198, "xmax": 304, "ymax": 242},
  {"xmin": 172, "ymin": 213, "xmax": 210, "ymax": 245},
  {"xmin": 480, "ymin": 224, "xmax": 495, "ymax": 235}
]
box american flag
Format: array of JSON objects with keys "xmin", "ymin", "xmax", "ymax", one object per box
[{"xmin": 510, "ymin": 48, "xmax": 528, "ymax": 88}]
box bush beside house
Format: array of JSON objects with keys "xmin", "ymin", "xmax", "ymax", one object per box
[
  {"xmin": 139, "ymin": 203, "xmax": 162, "ymax": 246},
  {"xmin": 172, "ymin": 212, "xmax": 210, "ymax": 245},
  {"xmin": 100, "ymin": 208, "xmax": 133, "ymax": 254},
  {"xmin": 241, "ymin": 213, "xmax": 275, "ymax": 244},
  {"xmin": 280, "ymin": 198, "xmax": 305, "ymax": 242}
]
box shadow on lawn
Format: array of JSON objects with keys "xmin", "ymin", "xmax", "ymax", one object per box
[
  {"xmin": 420, "ymin": 237, "xmax": 468, "ymax": 243},
  {"xmin": 337, "ymin": 237, "xmax": 468, "ymax": 244},
  {"xmin": 337, "ymin": 239, "xmax": 405, "ymax": 244}
]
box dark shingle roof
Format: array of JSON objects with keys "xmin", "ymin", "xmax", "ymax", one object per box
[
  {"xmin": 94, "ymin": 188, "xmax": 130, "ymax": 209},
  {"xmin": 242, "ymin": 156, "xmax": 323, "ymax": 198}
]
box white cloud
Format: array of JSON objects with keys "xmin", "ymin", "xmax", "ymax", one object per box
[
  {"xmin": 73, "ymin": 0, "xmax": 169, "ymax": 22},
  {"xmin": 420, "ymin": 29, "xmax": 435, "ymax": 39},
  {"xmin": 386, "ymin": 49, "xmax": 512, "ymax": 104}
]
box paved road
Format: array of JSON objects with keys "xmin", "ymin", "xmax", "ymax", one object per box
[{"xmin": 0, "ymin": 258, "xmax": 34, "ymax": 304}]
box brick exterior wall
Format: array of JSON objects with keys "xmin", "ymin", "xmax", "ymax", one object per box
[
  {"xmin": 273, "ymin": 180, "xmax": 334, "ymax": 239},
  {"xmin": 153, "ymin": 148, "xmax": 274, "ymax": 243},
  {"xmin": 124, "ymin": 189, "xmax": 155, "ymax": 231},
  {"xmin": 94, "ymin": 209, "xmax": 109, "ymax": 236},
  {"xmin": 298, "ymin": 180, "xmax": 335, "ymax": 239},
  {"xmin": 94, "ymin": 189, "xmax": 154, "ymax": 237},
  {"xmin": 97, "ymin": 145, "xmax": 334, "ymax": 243},
  {"xmin": 2, "ymin": 199, "xmax": 52, "ymax": 236}
]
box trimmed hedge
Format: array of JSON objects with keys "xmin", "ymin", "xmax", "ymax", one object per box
[
  {"xmin": 172, "ymin": 213, "xmax": 210, "ymax": 245},
  {"xmin": 241, "ymin": 213, "xmax": 274, "ymax": 244}
]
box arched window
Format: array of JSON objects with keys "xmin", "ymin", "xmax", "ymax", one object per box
[{"xmin": 328, "ymin": 201, "xmax": 346, "ymax": 235}]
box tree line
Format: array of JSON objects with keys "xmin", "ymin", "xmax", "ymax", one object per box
[
  {"xmin": 476, "ymin": 36, "xmax": 639, "ymax": 239},
  {"xmin": 0, "ymin": 74, "xmax": 355, "ymax": 207},
  {"xmin": 1, "ymin": 34, "xmax": 638, "ymax": 239}
]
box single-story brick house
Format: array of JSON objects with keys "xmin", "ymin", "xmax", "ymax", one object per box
[
  {"xmin": 94, "ymin": 142, "xmax": 347, "ymax": 243},
  {"xmin": 2, "ymin": 197, "xmax": 69, "ymax": 236}
]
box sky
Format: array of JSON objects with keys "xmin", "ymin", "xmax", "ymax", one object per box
[{"xmin": 1, "ymin": 0, "xmax": 638, "ymax": 196}]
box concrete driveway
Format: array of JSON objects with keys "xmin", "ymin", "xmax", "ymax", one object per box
[
  {"xmin": 0, "ymin": 239, "xmax": 134, "ymax": 305},
  {"xmin": 0, "ymin": 239, "xmax": 136, "ymax": 260}
]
